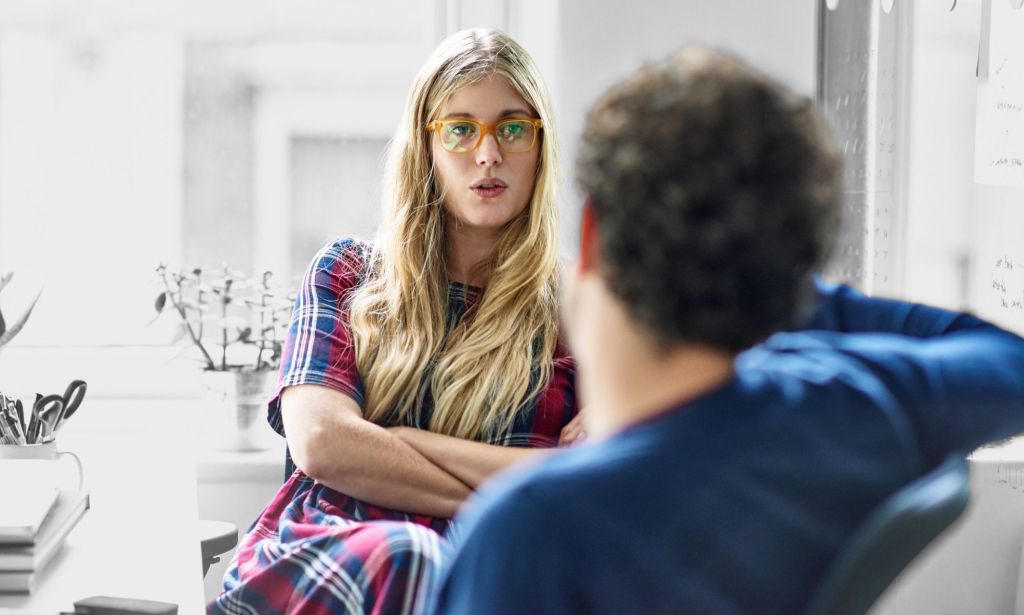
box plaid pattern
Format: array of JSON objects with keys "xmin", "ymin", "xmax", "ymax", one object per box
[
  {"xmin": 209, "ymin": 238, "xmax": 577, "ymax": 615},
  {"xmin": 211, "ymin": 476, "xmax": 450, "ymax": 615}
]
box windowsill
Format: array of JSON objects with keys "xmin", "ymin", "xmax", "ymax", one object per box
[{"xmin": 196, "ymin": 435, "xmax": 287, "ymax": 483}]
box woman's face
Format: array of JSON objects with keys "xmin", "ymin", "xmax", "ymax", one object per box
[{"xmin": 431, "ymin": 74, "xmax": 541, "ymax": 236}]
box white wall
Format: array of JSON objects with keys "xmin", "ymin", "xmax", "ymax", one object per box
[
  {"xmin": 899, "ymin": 0, "xmax": 980, "ymax": 312},
  {"xmin": 553, "ymin": 0, "xmax": 818, "ymax": 253}
]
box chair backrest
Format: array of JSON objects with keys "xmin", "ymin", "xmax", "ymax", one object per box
[
  {"xmin": 200, "ymin": 519, "xmax": 239, "ymax": 578},
  {"xmin": 804, "ymin": 455, "xmax": 970, "ymax": 615},
  {"xmin": 285, "ymin": 445, "xmax": 295, "ymax": 482}
]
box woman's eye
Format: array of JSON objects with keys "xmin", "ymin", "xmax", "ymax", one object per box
[
  {"xmin": 500, "ymin": 122, "xmax": 527, "ymax": 139},
  {"xmin": 447, "ymin": 122, "xmax": 477, "ymax": 137}
]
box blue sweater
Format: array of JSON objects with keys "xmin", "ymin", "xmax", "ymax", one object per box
[{"xmin": 432, "ymin": 283, "xmax": 1024, "ymax": 614}]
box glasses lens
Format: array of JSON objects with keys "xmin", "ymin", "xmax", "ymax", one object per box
[
  {"xmin": 496, "ymin": 120, "xmax": 536, "ymax": 152},
  {"xmin": 441, "ymin": 121, "xmax": 479, "ymax": 153}
]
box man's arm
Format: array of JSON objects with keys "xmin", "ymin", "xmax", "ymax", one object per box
[
  {"xmin": 801, "ymin": 277, "xmax": 988, "ymax": 336},
  {"xmin": 281, "ymin": 384, "xmax": 471, "ymax": 518},
  {"xmin": 798, "ymin": 279, "xmax": 1024, "ymax": 460}
]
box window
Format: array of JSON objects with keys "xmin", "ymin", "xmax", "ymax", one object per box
[{"xmin": 0, "ymin": 2, "xmax": 440, "ymax": 398}]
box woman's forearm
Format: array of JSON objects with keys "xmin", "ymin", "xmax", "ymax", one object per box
[
  {"xmin": 312, "ymin": 420, "xmax": 472, "ymax": 517},
  {"xmin": 282, "ymin": 385, "xmax": 472, "ymax": 518},
  {"xmin": 390, "ymin": 427, "xmax": 552, "ymax": 488}
]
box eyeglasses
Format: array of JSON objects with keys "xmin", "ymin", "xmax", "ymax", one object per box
[{"xmin": 427, "ymin": 118, "xmax": 543, "ymax": 154}]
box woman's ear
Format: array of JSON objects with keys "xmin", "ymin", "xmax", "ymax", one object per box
[{"xmin": 578, "ymin": 200, "xmax": 601, "ymax": 275}]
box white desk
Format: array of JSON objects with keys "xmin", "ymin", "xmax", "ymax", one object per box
[{"xmin": 0, "ymin": 433, "xmax": 205, "ymax": 614}]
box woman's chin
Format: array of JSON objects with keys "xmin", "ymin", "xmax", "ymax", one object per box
[{"xmin": 448, "ymin": 207, "xmax": 520, "ymax": 234}]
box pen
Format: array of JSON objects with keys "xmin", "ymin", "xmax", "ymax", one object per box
[
  {"xmin": 2, "ymin": 411, "xmax": 25, "ymax": 445},
  {"xmin": 13, "ymin": 398, "xmax": 26, "ymax": 436},
  {"xmin": 0, "ymin": 407, "xmax": 11, "ymax": 444}
]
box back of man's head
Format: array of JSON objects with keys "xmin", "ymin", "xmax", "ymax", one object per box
[{"xmin": 577, "ymin": 47, "xmax": 841, "ymax": 353}]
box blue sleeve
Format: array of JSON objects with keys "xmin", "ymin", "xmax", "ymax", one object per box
[
  {"xmin": 837, "ymin": 328, "xmax": 1024, "ymax": 462},
  {"xmin": 807, "ymin": 314, "xmax": 1024, "ymax": 462},
  {"xmin": 793, "ymin": 279, "xmax": 1024, "ymax": 460},
  {"xmin": 801, "ymin": 277, "xmax": 987, "ymax": 336}
]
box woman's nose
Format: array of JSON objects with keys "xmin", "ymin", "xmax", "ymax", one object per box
[{"xmin": 476, "ymin": 134, "xmax": 503, "ymax": 166}]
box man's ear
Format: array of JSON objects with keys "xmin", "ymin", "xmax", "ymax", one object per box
[{"xmin": 578, "ymin": 200, "xmax": 601, "ymax": 274}]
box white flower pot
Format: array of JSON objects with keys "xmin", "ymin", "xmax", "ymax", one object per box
[{"xmin": 201, "ymin": 370, "xmax": 278, "ymax": 451}]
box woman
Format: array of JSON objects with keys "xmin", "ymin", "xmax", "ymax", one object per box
[{"xmin": 209, "ymin": 28, "xmax": 580, "ymax": 615}]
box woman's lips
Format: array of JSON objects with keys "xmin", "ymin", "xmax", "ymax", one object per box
[{"xmin": 471, "ymin": 185, "xmax": 507, "ymax": 198}]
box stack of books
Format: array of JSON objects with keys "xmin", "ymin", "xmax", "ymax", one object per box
[{"xmin": 0, "ymin": 488, "xmax": 90, "ymax": 593}]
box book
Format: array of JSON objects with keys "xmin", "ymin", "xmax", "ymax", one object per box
[
  {"xmin": 0, "ymin": 488, "xmax": 59, "ymax": 544},
  {"xmin": 0, "ymin": 490, "xmax": 90, "ymax": 592},
  {"xmin": 0, "ymin": 570, "xmax": 33, "ymax": 593}
]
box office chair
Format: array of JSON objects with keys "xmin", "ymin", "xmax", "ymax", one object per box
[
  {"xmin": 285, "ymin": 445, "xmax": 295, "ymax": 482},
  {"xmin": 804, "ymin": 455, "xmax": 970, "ymax": 615}
]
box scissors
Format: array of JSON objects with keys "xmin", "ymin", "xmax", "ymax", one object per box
[
  {"xmin": 54, "ymin": 379, "xmax": 87, "ymax": 431},
  {"xmin": 27, "ymin": 394, "xmax": 64, "ymax": 444}
]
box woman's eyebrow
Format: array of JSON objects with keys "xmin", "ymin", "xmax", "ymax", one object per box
[
  {"xmin": 498, "ymin": 108, "xmax": 533, "ymax": 118},
  {"xmin": 441, "ymin": 108, "xmax": 534, "ymax": 120}
]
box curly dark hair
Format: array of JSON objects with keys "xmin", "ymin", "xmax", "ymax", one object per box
[{"xmin": 577, "ymin": 47, "xmax": 841, "ymax": 352}]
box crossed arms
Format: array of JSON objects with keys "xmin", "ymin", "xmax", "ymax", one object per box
[{"xmin": 280, "ymin": 384, "xmax": 584, "ymax": 518}]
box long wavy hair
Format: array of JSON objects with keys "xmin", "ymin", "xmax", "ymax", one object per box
[{"xmin": 347, "ymin": 28, "xmax": 561, "ymax": 442}]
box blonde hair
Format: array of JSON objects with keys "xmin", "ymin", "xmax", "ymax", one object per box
[{"xmin": 347, "ymin": 28, "xmax": 561, "ymax": 442}]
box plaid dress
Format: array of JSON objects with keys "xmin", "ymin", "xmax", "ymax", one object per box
[{"xmin": 209, "ymin": 239, "xmax": 578, "ymax": 615}]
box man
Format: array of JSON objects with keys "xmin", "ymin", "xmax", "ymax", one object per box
[{"xmin": 431, "ymin": 47, "xmax": 1024, "ymax": 614}]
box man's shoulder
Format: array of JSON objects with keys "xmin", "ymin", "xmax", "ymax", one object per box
[
  {"xmin": 455, "ymin": 441, "xmax": 653, "ymax": 547},
  {"xmin": 740, "ymin": 329, "xmax": 917, "ymax": 380},
  {"xmin": 437, "ymin": 450, "xmax": 616, "ymax": 614},
  {"xmin": 472, "ymin": 449, "xmax": 594, "ymax": 509}
]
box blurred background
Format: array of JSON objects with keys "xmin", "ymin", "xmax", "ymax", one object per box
[
  {"xmin": 8, "ymin": 1, "xmax": 1019, "ymax": 607},
  {"xmin": 0, "ymin": 0, "xmax": 815, "ymax": 380},
  {"xmin": 0, "ymin": 1, "xmax": 816, "ymax": 599}
]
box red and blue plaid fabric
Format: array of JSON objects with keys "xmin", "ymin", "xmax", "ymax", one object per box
[{"xmin": 208, "ymin": 239, "xmax": 577, "ymax": 615}]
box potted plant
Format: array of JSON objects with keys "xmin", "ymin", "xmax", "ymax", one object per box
[
  {"xmin": 154, "ymin": 264, "xmax": 293, "ymax": 451},
  {"xmin": 0, "ymin": 272, "xmax": 40, "ymax": 353}
]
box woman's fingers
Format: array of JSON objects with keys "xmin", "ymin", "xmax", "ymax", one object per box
[{"xmin": 558, "ymin": 410, "xmax": 588, "ymax": 446}]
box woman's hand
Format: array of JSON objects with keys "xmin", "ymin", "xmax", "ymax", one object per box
[{"xmin": 558, "ymin": 409, "xmax": 588, "ymax": 446}]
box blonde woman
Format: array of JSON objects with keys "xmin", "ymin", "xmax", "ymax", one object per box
[{"xmin": 208, "ymin": 28, "xmax": 580, "ymax": 615}]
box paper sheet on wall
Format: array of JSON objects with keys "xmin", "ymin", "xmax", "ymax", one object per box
[
  {"xmin": 974, "ymin": 1, "xmax": 1024, "ymax": 187},
  {"xmin": 966, "ymin": 186, "xmax": 1024, "ymax": 335},
  {"xmin": 989, "ymin": 252, "xmax": 1024, "ymax": 320}
]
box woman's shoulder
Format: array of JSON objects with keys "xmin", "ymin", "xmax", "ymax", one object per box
[
  {"xmin": 312, "ymin": 237, "xmax": 373, "ymax": 266},
  {"xmin": 305, "ymin": 237, "xmax": 375, "ymax": 290}
]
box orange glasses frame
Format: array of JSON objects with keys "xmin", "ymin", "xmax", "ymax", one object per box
[{"xmin": 426, "ymin": 118, "xmax": 544, "ymax": 153}]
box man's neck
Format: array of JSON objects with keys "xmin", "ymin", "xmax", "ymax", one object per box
[{"xmin": 580, "ymin": 327, "xmax": 735, "ymax": 440}]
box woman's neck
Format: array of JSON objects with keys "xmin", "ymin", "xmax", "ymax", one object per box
[{"xmin": 446, "ymin": 223, "xmax": 500, "ymax": 288}]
